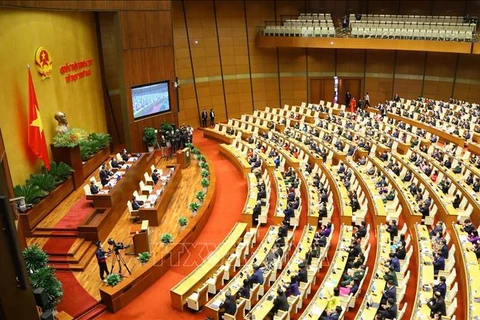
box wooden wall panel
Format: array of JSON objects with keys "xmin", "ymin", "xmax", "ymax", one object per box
[
  {"xmin": 453, "ymin": 83, "xmax": 480, "ymax": 104},
  {"xmin": 394, "ymin": 79, "xmax": 423, "ymax": 100},
  {"xmin": 399, "ymin": 0, "xmax": 432, "ymax": 15},
  {"xmin": 0, "ymin": 0, "xmax": 171, "ymax": 11},
  {"xmin": 276, "ymin": 0, "xmax": 306, "ymax": 22},
  {"xmin": 431, "ymin": 0, "xmax": 466, "ymax": 15},
  {"xmin": 367, "ymin": 0, "xmax": 399, "ymax": 15},
  {"xmin": 279, "ymin": 48, "xmax": 307, "ymax": 106},
  {"xmin": 217, "ymin": 0, "xmax": 253, "ymax": 115},
  {"xmin": 395, "ymin": 51, "xmax": 426, "ymax": 75},
  {"xmin": 307, "ymin": 49, "xmax": 335, "ymax": 74},
  {"xmin": 423, "ymin": 80, "xmax": 453, "ymax": 101},
  {"xmin": 365, "ymin": 78, "xmax": 393, "ymax": 105},
  {"xmin": 425, "ymin": 52, "xmax": 457, "ymax": 78},
  {"xmin": 184, "ymin": 0, "xmax": 226, "ymax": 123},
  {"xmin": 337, "ymin": 49, "xmax": 365, "ymax": 76},
  {"xmin": 246, "ymin": 0, "xmax": 279, "ymax": 110}
]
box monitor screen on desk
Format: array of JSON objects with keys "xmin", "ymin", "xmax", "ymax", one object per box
[{"xmin": 132, "ymin": 81, "xmax": 171, "ymax": 120}]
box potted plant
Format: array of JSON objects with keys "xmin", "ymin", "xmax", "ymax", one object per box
[
  {"xmin": 196, "ymin": 191, "xmax": 205, "ymax": 203},
  {"xmin": 201, "ymin": 169, "xmax": 209, "ymax": 178},
  {"xmin": 200, "ymin": 161, "xmax": 209, "ymax": 170},
  {"xmin": 161, "ymin": 233, "xmax": 173, "ymax": 246},
  {"xmin": 201, "ymin": 178, "xmax": 210, "ymax": 192},
  {"xmin": 191, "ymin": 147, "xmax": 200, "ymax": 159},
  {"xmin": 143, "ymin": 127, "xmax": 158, "ymax": 152},
  {"xmin": 137, "ymin": 252, "xmax": 151, "ymax": 265},
  {"xmin": 29, "ymin": 266, "xmax": 63, "ymax": 310},
  {"xmin": 189, "ymin": 202, "xmax": 201, "ymax": 216},
  {"xmin": 27, "ymin": 173, "xmax": 57, "ymax": 193},
  {"xmin": 43, "ymin": 162, "xmax": 74, "ymax": 185},
  {"xmin": 160, "ymin": 122, "xmax": 174, "ymax": 134},
  {"xmin": 14, "ymin": 184, "xmax": 48, "ymax": 206},
  {"xmin": 105, "ymin": 273, "xmax": 122, "ymax": 287},
  {"xmin": 178, "ymin": 216, "xmax": 188, "ymax": 230},
  {"xmin": 22, "ymin": 244, "xmax": 48, "ymax": 273}
]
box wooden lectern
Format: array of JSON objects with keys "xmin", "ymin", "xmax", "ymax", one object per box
[
  {"xmin": 131, "ymin": 220, "xmax": 150, "ymax": 254},
  {"xmin": 176, "ymin": 147, "xmax": 191, "ymax": 169}
]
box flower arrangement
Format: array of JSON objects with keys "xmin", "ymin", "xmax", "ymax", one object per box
[{"xmin": 137, "ymin": 252, "xmax": 151, "ymax": 264}]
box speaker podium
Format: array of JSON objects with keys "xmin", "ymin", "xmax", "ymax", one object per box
[{"xmin": 176, "ymin": 147, "xmax": 191, "ymax": 169}]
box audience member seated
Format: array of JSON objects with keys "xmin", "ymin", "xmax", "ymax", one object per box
[
  {"xmin": 90, "ymin": 181, "xmax": 100, "ymax": 194},
  {"xmin": 270, "ymin": 288, "xmax": 289, "ymax": 317},
  {"xmin": 218, "ymin": 291, "xmax": 236, "ymax": 319}
]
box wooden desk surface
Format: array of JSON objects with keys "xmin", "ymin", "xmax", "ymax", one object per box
[
  {"xmin": 138, "ymin": 166, "xmax": 181, "ymax": 226},
  {"xmin": 412, "ymin": 224, "xmax": 435, "ymax": 319},
  {"xmin": 355, "ymin": 226, "xmax": 390, "ymax": 319},
  {"xmin": 247, "ymin": 226, "xmax": 316, "ymax": 319},
  {"xmin": 219, "ymin": 144, "xmax": 252, "ymax": 175},
  {"xmin": 170, "ymin": 222, "xmax": 248, "ymax": 309},
  {"xmin": 300, "ymin": 225, "xmax": 353, "ymax": 319},
  {"xmin": 453, "ymin": 224, "xmax": 480, "ymax": 319},
  {"xmin": 242, "ymin": 173, "xmax": 258, "ymax": 216},
  {"xmin": 205, "ymin": 226, "xmax": 279, "ymax": 320},
  {"xmin": 273, "ymin": 169, "xmax": 288, "ymax": 223}
]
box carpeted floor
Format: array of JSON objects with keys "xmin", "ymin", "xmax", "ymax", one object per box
[
  {"xmin": 99, "ymin": 130, "xmax": 247, "ymax": 320},
  {"xmin": 56, "ymin": 271, "xmax": 99, "ymax": 318},
  {"xmin": 55, "ymin": 197, "xmax": 94, "ymax": 229}
]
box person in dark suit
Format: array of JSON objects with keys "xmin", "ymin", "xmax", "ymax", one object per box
[
  {"xmin": 152, "ymin": 169, "xmax": 160, "ymax": 185},
  {"xmin": 381, "ymin": 280, "xmax": 397, "ymax": 304},
  {"xmin": 270, "ymin": 288, "xmax": 289, "ymax": 316},
  {"xmin": 131, "ymin": 196, "xmax": 143, "ymax": 210},
  {"xmin": 297, "ymin": 264, "xmax": 308, "ymax": 283},
  {"xmin": 427, "ymin": 291, "xmax": 446, "ymax": 316},
  {"xmin": 386, "ymin": 220, "xmax": 398, "ymax": 242},
  {"xmin": 438, "ymin": 239, "xmax": 449, "ymax": 259},
  {"xmin": 120, "ymin": 149, "xmax": 129, "ymax": 162},
  {"xmin": 219, "ymin": 291, "xmax": 236, "ymax": 318},
  {"xmin": 403, "ymin": 170, "xmax": 412, "ymax": 182},
  {"xmin": 90, "ymin": 181, "xmax": 100, "ymax": 194},
  {"xmin": 95, "ymin": 241, "xmax": 110, "ymax": 281},
  {"xmin": 378, "ymin": 298, "xmax": 397, "ymax": 319},
  {"xmin": 452, "ymin": 194, "xmax": 461, "ymax": 209},
  {"xmin": 99, "ymin": 165, "xmax": 113, "ymax": 186},
  {"xmin": 388, "ymin": 253, "xmax": 401, "ymax": 272},
  {"xmin": 252, "ymin": 200, "xmax": 262, "ymax": 225},
  {"xmin": 236, "ymin": 279, "xmax": 250, "ymax": 300},
  {"xmin": 209, "ymin": 108, "xmax": 215, "ymax": 126},
  {"xmin": 356, "ymin": 221, "xmax": 367, "ymax": 238},
  {"xmin": 248, "ymin": 265, "xmax": 264, "ymax": 285},
  {"xmin": 433, "ymin": 252, "xmax": 445, "ymax": 275},
  {"xmin": 320, "ymin": 306, "xmax": 342, "ymax": 320},
  {"xmin": 433, "ymin": 276, "xmax": 447, "ymax": 299},
  {"xmin": 201, "ymin": 109, "xmax": 208, "ymax": 127},
  {"xmin": 278, "ymin": 222, "xmax": 288, "ymax": 238},
  {"xmin": 284, "ymin": 275, "xmax": 300, "ymax": 297},
  {"xmin": 110, "ymin": 157, "xmax": 120, "ymax": 169}
]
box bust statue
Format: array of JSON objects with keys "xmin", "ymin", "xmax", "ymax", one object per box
[{"xmin": 54, "ymin": 111, "xmax": 70, "ymax": 134}]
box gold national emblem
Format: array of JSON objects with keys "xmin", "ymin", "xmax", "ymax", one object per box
[{"xmin": 35, "ymin": 46, "xmax": 53, "ymax": 79}]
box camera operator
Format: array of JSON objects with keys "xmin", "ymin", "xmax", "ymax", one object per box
[{"xmin": 95, "ymin": 241, "xmax": 110, "ymax": 281}]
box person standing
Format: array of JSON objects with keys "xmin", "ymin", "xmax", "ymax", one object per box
[
  {"xmin": 364, "ymin": 92, "xmax": 370, "ymax": 108},
  {"xmin": 345, "ymin": 91, "xmax": 351, "ymax": 107},
  {"xmin": 209, "ymin": 108, "xmax": 215, "ymax": 126},
  {"xmin": 201, "ymin": 109, "xmax": 208, "ymax": 127},
  {"xmin": 350, "ymin": 97, "xmax": 356, "ymax": 113},
  {"xmin": 95, "ymin": 241, "xmax": 110, "ymax": 281}
]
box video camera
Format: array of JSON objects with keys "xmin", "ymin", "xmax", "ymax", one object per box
[{"xmin": 107, "ymin": 238, "xmax": 130, "ymax": 253}]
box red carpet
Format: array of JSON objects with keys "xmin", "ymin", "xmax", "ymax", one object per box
[
  {"xmin": 99, "ymin": 130, "xmax": 247, "ymax": 320},
  {"xmin": 42, "ymin": 237, "xmax": 76, "ymax": 254},
  {"xmin": 55, "ymin": 271, "xmax": 99, "ymax": 318},
  {"xmin": 55, "ymin": 197, "xmax": 94, "ymax": 229}
]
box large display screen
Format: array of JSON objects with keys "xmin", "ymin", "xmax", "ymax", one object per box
[{"xmin": 132, "ymin": 81, "xmax": 170, "ymax": 120}]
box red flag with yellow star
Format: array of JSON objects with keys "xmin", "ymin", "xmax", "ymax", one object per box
[{"xmin": 28, "ymin": 68, "xmax": 50, "ymax": 170}]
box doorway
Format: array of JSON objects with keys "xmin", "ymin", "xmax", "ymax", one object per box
[
  {"xmin": 309, "ymin": 78, "xmax": 334, "ymax": 104},
  {"xmin": 339, "ymin": 78, "xmax": 362, "ymax": 106}
]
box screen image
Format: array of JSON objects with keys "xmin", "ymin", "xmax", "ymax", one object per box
[{"xmin": 132, "ymin": 81, "xmax": 170, "ymax": 120}]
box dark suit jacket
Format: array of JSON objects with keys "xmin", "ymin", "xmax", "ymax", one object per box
[
  {"xmin": 220, "ymin": 296, "xmax": 237, "ymax": 315},
  {"xmin": 272, "ymin": 294, "xmax": 289, "ymax": 314},
  {"xmin": 382, "ymin": 285, "xmax": 397, "ymax": 302},
  {"xmin": 428, "ymin": 297, "xmax": 446, "ymax": 316}
]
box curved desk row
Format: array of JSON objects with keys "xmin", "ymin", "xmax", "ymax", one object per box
[
  {"xmin": 247, "ymin": 226, "xmax": 317, "ymax": 319},
  {"xmin": 299, "ymin": 224, "xmax": 352, "ymax": 319},
  {"xmin": 452, "ymin": 224, "xmax": 480, "ymax": 320},
  {"xmin": 170, "ymin": 222, "xmax": 248, "ymax": 311},
  {"xmin": 204, "ymin": 226, "xmax": 279, "ymax": 320},
  {"xmin": 218, "ymin": 143, "xmax": 252, "ymax": 175}
]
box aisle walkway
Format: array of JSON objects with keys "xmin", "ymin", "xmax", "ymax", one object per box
[{"xmin": 99, "ymin": 131, "xmax": 247, "ymax": 319}]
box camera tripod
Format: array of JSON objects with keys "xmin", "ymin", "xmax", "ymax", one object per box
[{"xmin": 109, "ymin": 249, "xmax": 132, "ymax": 276}]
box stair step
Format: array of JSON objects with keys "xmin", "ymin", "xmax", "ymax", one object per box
[
  {"xmin": 35, "ymin": 227, "xmax": 78, "ymax": 232},
  {"xmin": 76, "ymin": 303, "xmax": 107, "ymax": 320},
  {"xmin": 32, "ymin": 230, "xmax": 78, "ymax": 238},
  {"xmin": 48, "ymin": 245, "xmax": 96, "ymax": 271},
  {"xmin": 46, "ymin": 238, "xmax": 85, "ymax": 256}
]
